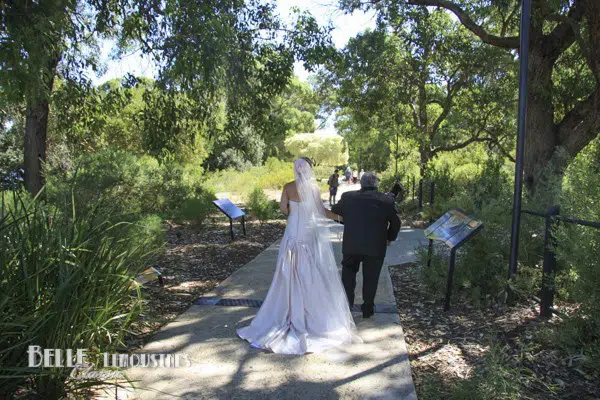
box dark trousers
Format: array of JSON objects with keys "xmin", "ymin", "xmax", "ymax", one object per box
[{"xmin": 341, "ymin": 254, "xmax": 385, "ymax": 312}]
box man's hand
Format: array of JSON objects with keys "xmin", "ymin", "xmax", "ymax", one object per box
[{"xmin": 387, "ymin": 240, "xmax": 392, "ymax": 246}]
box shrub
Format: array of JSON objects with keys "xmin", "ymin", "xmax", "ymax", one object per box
[
  {"xmin": 174, "ymin": 187, "xmax": 217, "ymax": 225},
  {"xmin": 45, "ymin": 148, "xmax": 217, "ymax": 225},
  {"xmin": 247, "ymin": 187, "xmax": 279, "ymax": 223},
  {"xmin": 0, "ymin": 192, "xmax": 161, "ymax": 398},
  {"xmin": 205, "ymin": 157, "xmax": 295, "ymax": 196},
  {"xmin": 257, "ymin": 157, "xmax": 295, "ymax": 190},
  {"xmin": 418, "ymin": 190, "xmax": 543, "ymax": 307},
  {"xmin": 553, "ymin": 139, "xmax": 600, "ymax": 369}
]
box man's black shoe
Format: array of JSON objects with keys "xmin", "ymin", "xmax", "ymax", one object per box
[{"xmin": 361, "ymin": 304, "xmax": 374, "ymax": 318}]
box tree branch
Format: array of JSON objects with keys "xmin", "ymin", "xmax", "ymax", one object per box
[
  {"xmin": 557, "ymin": 85, "xmax": 600, "ymax": 158},
  {"xmin": 484, "ymin": 129, "xmax": 517, "ymax": 163},
  {"xmin": 406, "ymin": 0, "xmax": 520, "ymax": 49},
  {"xmin": 432, "ymin": 134, "xmax": 489, "ymax": 154},
  {"xmin": 545, "ymin": 1, "xmax": 585, "ymax": 62},
  {"xmin": 580, "ymin": 0, "xmax": 600, "ymax": 82},
  {"xmin": 430, "ymin": 79, "xmax": 456, "ymax": 138}
]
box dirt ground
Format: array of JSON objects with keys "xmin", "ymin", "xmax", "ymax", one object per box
[{"xmin": 389, "ymin": 262, "xmax": 599, "ymax": 400}]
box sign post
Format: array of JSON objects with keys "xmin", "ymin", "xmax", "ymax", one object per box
[
  {"xmin": 424, "ymin": 209, "xmax": 484, "ymax": 310},
  {"xmin": 213, "ymin": 199, "xmax": 247, "ymax": 240}
]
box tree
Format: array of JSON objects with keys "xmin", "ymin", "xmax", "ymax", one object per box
[
  {"xmin": 341, "ymin": 0, "xmax": 600, "ymax": 195},
  {"xmin": 326, "ymin": 12, "xmax": 515, "ymax": 177},
  {"xmin": 335, "ymin": 110, "xmax": 393, "ymax": 172},
  {"xmin": 285, "ymin": 133, "xmax": 349, "ymax": 166},
  {"xmin": 140, "ymin": 1, "xmax": 333, "ymax": 167},
  {"xmin": 263, "ymin": 78, "xmax": 320, "ymax": 158},
  {"xmin": 1, "ymin": 0, "xmax": 332, "ymax": 194},
  {"xmin": 0, "ymin": 1, "xmax": 134, "ymax": 194}
]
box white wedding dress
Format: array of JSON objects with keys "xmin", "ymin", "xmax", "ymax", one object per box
[{"xmin": 237, "ymin": 159, "xmax": 362, "ymax": 354}]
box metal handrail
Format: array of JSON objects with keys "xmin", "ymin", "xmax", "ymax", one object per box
[{"xmin": 521, "ymin": 206, "xmax": 600, "ymax": 318}]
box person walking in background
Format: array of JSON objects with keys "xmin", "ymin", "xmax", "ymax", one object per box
[
  {"xmin": 352, "ymin": 169, "xmax": 358, "ymax": 184},
  {"xmin": 359, "ymin": 169, "xmax": 365, "ymax": 181},
  {"xmin": 328, "ymin": 169, "xmax": 340, "ymax": 206},
  {"xmin": 345, "ymin": 166, "xmax": 352, "ymax": 185}
]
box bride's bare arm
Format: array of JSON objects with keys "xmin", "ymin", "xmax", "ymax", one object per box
[
  {"xmin": 280, "ymin": 185, "xmax": 289, "ymax": 215},
  {"xmin": 314, "ymin": 186, "xmax": 343, "ymax": 221},
  {"xmin": 325, "ymin": 208, "xmax": 343, "ymax": 222}
]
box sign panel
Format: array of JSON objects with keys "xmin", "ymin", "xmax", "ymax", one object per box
[
  {"xmin": 213, "ymin": 199, "xmax": 245, "ymax": 220},
  {"xmin": 424, "ymin": 209, "xmax": 483, "ymax": 248}
]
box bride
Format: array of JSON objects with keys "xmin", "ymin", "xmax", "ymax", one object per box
[{"xmin": 237, "ymin": 158, "xmax": 362, "ymax": 354}]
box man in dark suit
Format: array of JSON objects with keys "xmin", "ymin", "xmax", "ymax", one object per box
[{"xmin": 332, "ymin": 172, "xmax": 401, "ymax": 318}]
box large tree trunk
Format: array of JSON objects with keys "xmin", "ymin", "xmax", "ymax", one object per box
[
  {"xmin": 418, "ymin": 145, "xmax": 431, "ymax": 178},
  {"xmin": 24, "ymin": 99, "xmax": 50, "ymax": 195},
  {"xmin": 23, "ymin": 58, "xmax": 58, "ymax": 195},
  {"xmin": 523, "ymin": 46, "xmax": 560, "ymax": 198}
]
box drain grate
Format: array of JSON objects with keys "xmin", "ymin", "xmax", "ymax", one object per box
[{"xmin": 195, "ymin": 297, "xmax": 397, "ymax": 314}]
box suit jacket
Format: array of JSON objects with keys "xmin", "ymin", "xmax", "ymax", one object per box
[{"xmin": 331, "ymin": 187, "xmax": 401, "ymax": 257}]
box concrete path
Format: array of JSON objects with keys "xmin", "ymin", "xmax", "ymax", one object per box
[{"xmin": 126, "ymin": 210, "xmax": 427, "ymax": 399}]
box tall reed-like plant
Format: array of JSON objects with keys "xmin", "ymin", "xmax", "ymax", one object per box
[{"xmin": 0, "ymin": 190, "xmax": 161, "ymax": 398}]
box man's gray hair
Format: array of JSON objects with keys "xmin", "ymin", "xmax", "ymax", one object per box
[{"xmin": 360, "ymin": 172, "xmax": 379, "ymax": 188}]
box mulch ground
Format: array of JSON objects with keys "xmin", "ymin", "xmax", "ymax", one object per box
[
  {"xmin": 127, "ymin": 215, "xmax": 286, "ymax": 348},
  {"xmin": 389, "ymin": 262, "xmax": 599, "ymax": 400}
]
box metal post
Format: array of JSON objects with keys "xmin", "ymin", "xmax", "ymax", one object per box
[
  {"xmin": 242, "ymin": 215, "xmax": 247, "ymax": 236},
  {"xmin": 418, "ymin": 179, "xmax": 423, "ymax": 210},
  {"xmin": 427, "ymin": 239, "xmax": 434, "ymax": 267},
  {"xmin": 229, "ymin": 218, "xmax": 234, "ymax": 240},
  {"xmin": 395, "ymin": 131, "xmax": 399, "ymax": 177},
  {"xmin": 540, "ymin": 205, "xmax": 560, "ymax": 318},
  {"xmin": 508, "ymin": 0, "xmax": 533, "ymax": 283},
  {"xmin": 429, "ymin": 181, "xmax": 435, "ymax": 206},
  {"xmin": 444, "ymin": 248, "xmax": 457, "ymax": 311}
]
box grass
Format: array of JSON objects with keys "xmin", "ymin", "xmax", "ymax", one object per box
[{"xmin": 0, "ymin": 190, "xmax": 161, "ymax": 398}]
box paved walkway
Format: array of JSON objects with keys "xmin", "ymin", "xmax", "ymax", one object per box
[{"xmin": 126, "ymin": 191, "xmax": 427, "ymax": 399}]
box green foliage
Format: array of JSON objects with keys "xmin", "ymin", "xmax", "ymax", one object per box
[
  {"xmin": 263, "ymin": 77, "xmax": 321, "ymax": 158},
  {"xmin": 205, "ymin": 157, "xmax": 295, "ymax": 196},
  {"xmin": 417, "ymin": 157, "xmax": 542, "ymax": 306},
  {"xmin": 553, "ymin": 139, "xmax": 600, "ymax": 367},
  {"xmin": 284, "ymin": 133, "xmax": 349, "ymax": 166},
  {"xmin": 0, "ymin": 192, "xmax": 161, "ymax": 398},
  {"xmin": 142, "ymin": 2, "xmax": 332, "ymax": 168},
  {"xmin": 324, "ymin": 13, "xmax": 516, "ymax": 178},
  {"xmin": 46, "ymin": 149, "xmax": 215, "ymax": 225},
  {"xmin": 248, "ymin": 187, "xmax": 279, "ymax": 223},
  {"xmin": 420, "ymin": 343, "xmax": 523, "ymax": 400},
  {"xmin": 174, "ymin": 190, "xmax": 217, "ymax": 226},
  {"xmin": 0, "ymin": 120, "xmax": 23, "ymax": 178}
]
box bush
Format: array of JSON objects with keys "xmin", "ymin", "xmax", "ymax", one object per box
[
  {"xmin": 247, "ymin": 187, "xmax": 279, "ymax": 223},
  {"xmin": 174, "ymin": 187, "xmax": 217, "ymax": 225},
  {"xmin": 0, "ymin": 192, "xmax": 162, "ymax": 398},
  {"xmin": 418, "ymin": 187, "xmax": 543, "ymax": 307},
  {"xmin": 205, "ymin": 157, "xmax": 294, "ymax": 196},
  {"xmin": 257, "ymin": 157, "xmax": 295, "ymax": 190},
  {"xmin": 553, "ymin": 139, "xmax": 600, "ymax": 369},
  {"xmin": 45, "ymin": 148, "xmax": 217, "ymax": 226}
]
